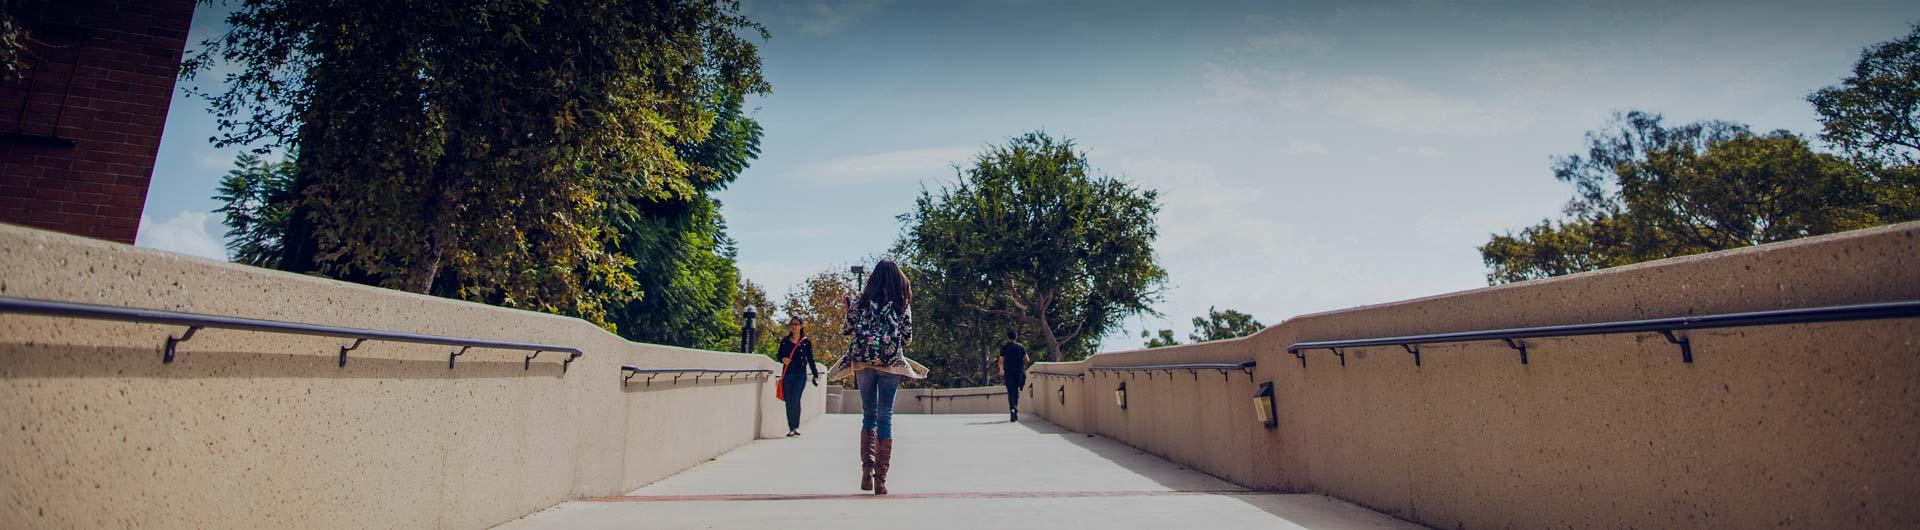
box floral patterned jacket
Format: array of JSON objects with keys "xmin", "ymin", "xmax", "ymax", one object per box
[
  {"xmin": 842, "ymin": 300, "xmax": 911, "ymax": 365},
  {"xmin": 826, "ymin": 300, "xmax": 927, "ymax": 381}
]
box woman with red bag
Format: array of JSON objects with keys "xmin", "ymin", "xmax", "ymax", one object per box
[{"xmin": 775, "ymin": 316, "xmax": 820, "ymax": 437}]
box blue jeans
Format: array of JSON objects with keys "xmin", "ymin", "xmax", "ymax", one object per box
[{"xmin": 857, "ymin": 368, "xmax": 903, "ymax": 440}]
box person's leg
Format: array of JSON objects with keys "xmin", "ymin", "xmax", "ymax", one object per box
[
  {"xmin": 1005, "ymin": 376, "xmax": 1022, "ymax": 421},
  {"xmin": 784, "ymin": 377, "xmax": 804, "ymax": 432},
  {"xmin": 870, "ymin": 372, "xmax": 903, "ymax": 495},
  {"xmin": 872, "ymin": 373, "xmax": 902, "ymax": 440},
  {"xmin": 855, "ymin": 369, "xmax": 878, "ymax": 490}
]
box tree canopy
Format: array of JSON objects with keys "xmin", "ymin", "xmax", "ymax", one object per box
[
  {"xmin": 185, "ymin": 0, "xmax": 769, "ymax": 332},
  {"xmin": 1483, "ymin": 26, "xmax": 1920, "ymax": 284},
  {"xmin": 1480, "ymin": 112, "xmax": 1890, "ymax": 283},
  {"xmin": 211, "ymin": 151, "xmax": 296, "ymax": 268},
  {"xmin": 897, "ymin": 132, "xmax": 1167, "ymax": 362},
  {"xmin": 1808, "ymin": 23, "xmax": 1920, "ymax": 221},
  {"xmin": 779, "ymin": 266, "xmax": 861, "ymax": 369},
  {"xmin": 1810, "ymin": 23, "xmax": 1920, "ymax": 168},
  {"xmin": 1143, "ymin": 307, "xmax": 1265, "ymax": 348}
]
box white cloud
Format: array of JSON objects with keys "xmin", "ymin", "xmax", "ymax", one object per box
[
  {"xmin": 1398, "ymin": 145, "xmax": 1444, "ymax": 158},
  {"xmin": 793, "ymin": 0, "xmax": 888, "ymax": 36},
  {"xmin": 1243, "ymin": 30, "xmax": 1334, "ymax": 56},
  {"xmin": 136, "ymin": 210, "xmax": 228, "ymax": 261},
  {"xmin": 1285, "ymin": 141, "xmax": 1329, "ymax": 155},
  {"xmin": 1203, "ymin": 64, "xmax": 1537, "ymax": 136},
  {"xmin": 193, "ymin": 149, "xmax": 236, "ymax": 170},
  {"xmin": 794, "ymin": 146, "xmax": 976, "ymax": 184}
]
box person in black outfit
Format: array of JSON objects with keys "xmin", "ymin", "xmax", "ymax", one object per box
[
  {"xmin": 776, "ymin": 316, "xmax": 821, "ymax": 436},
  {"xmin": 998, "ymin": 331, "xmax": 1028, "ymax": 422}
]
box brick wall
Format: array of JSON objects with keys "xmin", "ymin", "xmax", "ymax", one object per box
[{"xmin": 0, "ymin": 0, "xmax": 196, "ymax": 244}]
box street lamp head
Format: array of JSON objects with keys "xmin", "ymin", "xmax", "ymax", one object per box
[{"xmin": 743, "ymin": 306, "xmax": 757, "ymax": 319}]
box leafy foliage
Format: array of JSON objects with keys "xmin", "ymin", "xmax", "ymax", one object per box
[
  {"xmin": 210, "ymin": 152, "xmax": 297, "ymax": 267},
  {"xmin": 1141, "ymin": 329, "xmax": 1180, "ymax": 348},
  {"xmin": 0, "ymin": 6, "xmax": 24, "ymax": 83},
  {"xmin": 607, "ymin": 90, "xmax": 763, "ymax": 349},
  {"xmin": 1808, "ymin": 23, "xmax": 1920, "ymax": 221},
  {"xmin": 1480, "ymin": 111, "xmax": 1892, "ymax": 284},
  {"xmin": 184, "ymin": 0, "xmax": 769, "ymax": 332},
  {"xmin": 780, "ymin": 267, "xmax": 860, "ymax": 369},
  {"xmin": 898, "ymin": 132, "xmax": 1167, "ymax": 362},
  {"xmin": 1143, "ymin": 307, "xmax": 1264, "ymax": 348},
  {"xmin": 1810, "ymin": 23, "xmax": 1920, "ymax": 167}
]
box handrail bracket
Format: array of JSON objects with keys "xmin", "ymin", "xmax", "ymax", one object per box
[
  {"xmin": 339, "ymin": 338, "xmax": 366, "ymax": 368},
  {"xmin": 1659, "ymin": 330, "xmax": 1693, "ymax": 363},
  {"xmin": 163, "ymin": 325, "xmax": 202, "ymax": 364},
  {"xmin": 1503, "ymin": 338, "xmax": 1528, "ymax": 365}
]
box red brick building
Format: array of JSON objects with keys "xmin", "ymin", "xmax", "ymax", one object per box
[{"xmin": 0, "ymin": 0, "xmax": 196, "ymax": 244}]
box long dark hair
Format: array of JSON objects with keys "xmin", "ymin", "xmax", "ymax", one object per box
[{"xmin": 855, "ymin": 259, "xmax": 911, "ymax": 314}]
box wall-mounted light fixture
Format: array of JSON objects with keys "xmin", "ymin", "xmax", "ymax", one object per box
[
  {"xmin": 1058, "ymin": 385, "xmax": 1066, "ymax": 405},
  {"xmin": 1114, "ymin": 381, "xmax": 1128, "ymax": 409},
  {"xmin": 1254, "ymin": 381, "xmax": 1277, "ymax": 428}
]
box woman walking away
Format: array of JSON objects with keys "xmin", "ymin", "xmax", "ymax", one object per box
[
  {"xmin": 825, "ymin": 259, "xmax": 928, "ymax": 495},
  {"xmin": 776, "ymin": 316, "xmax": 821, "ymax": 437}
]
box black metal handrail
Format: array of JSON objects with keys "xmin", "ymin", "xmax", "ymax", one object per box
[
  {"xmin": 0, "ymin": 296, "xmax": 583, "ymax": 370},
  {"xmin": 620, "ymin": 365, "xmax": 773, "ymax": 386},
  {"xmin": 1285, "ymin": 300, "xmax": 1920, "ymax": 367},
  {"xmin": 1030, "ymin": 369, "xmax": 1084, "ymax": 378},
  {"xmin": 913, "ymin": 390, "xmax": 1007, "ymax": 400},
  {"xmin": 1089, "ymin": 361, "xmax": 1257, "ymax": 381}
]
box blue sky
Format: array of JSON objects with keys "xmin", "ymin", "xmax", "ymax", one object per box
[{"xmin": 139, "ymin": 1, "xmax": 1919, "ymax": 350}]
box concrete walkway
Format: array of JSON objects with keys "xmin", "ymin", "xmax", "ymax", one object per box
[{"xmin": 496, "ymin": 414, "xmax": 1426, "ymax": 530}]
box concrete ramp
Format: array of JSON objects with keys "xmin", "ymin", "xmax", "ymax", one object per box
[{"xmin": 497, "ymin": 415, "xmax": 1424, "ymax": 530}]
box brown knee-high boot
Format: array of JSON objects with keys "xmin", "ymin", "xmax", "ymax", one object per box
[
  {"xmin": 873, "ymin": 438, "xmax": 893, "ymax": 495},
  {"xmin": 859, "ymin": 430, "xmax": 876, "ymax": 491}
]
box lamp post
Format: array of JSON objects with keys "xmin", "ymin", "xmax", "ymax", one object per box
[
  {"xmin": 741, "ymin": 306, "xmax": 758, "ymax": 354},
  {"xmin": 850, "ymin": 265, "xmax": 866, "ymax": 290}
]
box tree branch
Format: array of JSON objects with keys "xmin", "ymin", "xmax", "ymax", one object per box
[{"xmin": 961, "ymin": 302, "xmax": 1042, "ymax": 326}]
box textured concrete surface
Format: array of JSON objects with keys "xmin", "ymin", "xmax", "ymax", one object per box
[
  {"xmin": 1027, "ymin": 222, "xmax": 1920, "ymax": 530},
  {"xmin": 497, "ymin": 414, "xmax": 1425, "ymax": 530},
  {"xmin": 0, "ymin": 224, "xmax": 822, "ymax": 529}
]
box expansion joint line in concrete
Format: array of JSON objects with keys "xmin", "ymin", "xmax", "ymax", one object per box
[{"xmin": 581, "ymin": 490, "xmax": 1262, "ymax": 503}]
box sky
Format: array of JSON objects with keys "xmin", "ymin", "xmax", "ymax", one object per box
[{"xmin": 138, "ymin": 0, "xmax": 1920, "ymax": 351}]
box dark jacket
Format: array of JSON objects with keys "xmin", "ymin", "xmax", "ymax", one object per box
[{"xmin": 776, "ymin": 336, "xmax": 821, "ymax": 380}]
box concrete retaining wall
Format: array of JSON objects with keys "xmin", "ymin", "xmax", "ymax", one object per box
[
  {"xmin": 0, "ymin": 224, "xmax": 823, "ymax": 529},
  {"xmin": 825, "ymin": 385, "xmax": 1009, "ymax": 415},
  {"xmin": 1028, "ymin": 222, "xmax": 1920, "ymax": 530}
]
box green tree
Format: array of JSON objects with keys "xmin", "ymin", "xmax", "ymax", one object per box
[
  {"xmin": 1141, "ymin": 329, "xmax": 1180, "ymax": 348},
  {"xmin": 184, "ymin": 0, "xmax": 769, "ymax": 331},
  {"xmin": 211, "ymin": 151, "xmax": 297, "ymax": 267},
  {"xmin": 1480, "ymin": 111, "xmax": 1890, "ymax": 284},
  {"xmin": 1143, "ymin": 306, "xmax": 1263, "ymax": 348},
  {"xmin": 1187, "ymin": 306, "xmax": 1264, "ymax": 342},
  {"xmin": 898, "ymin": 132, "xmax": 1167, "ymax": 361},
  {"xmin": 0, "ymin": 5, "xmax": 25, "ymax": 83},
  {"xmin": 607, "ymin": 89, "xmax": 763, "ymax": 349},
  {"xmin": 1808, "ymin": 23, "xmax": 1920, "ymax": 219},
  {"xmin": 780, "ymin": 266, "xmax": 860, "ymax": 369}
]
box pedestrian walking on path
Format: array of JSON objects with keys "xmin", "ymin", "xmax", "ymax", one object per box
[
  {"xmin": 775, "ymin": 317, "xmax": 821, "ymax": 437},
  {"xmin": 825, "ymin": 259, "xmax": 928, "ymax": 495},
  {"xmin": 998, "ymin": 331, "xmax": 1029, "ymax": 422}
]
